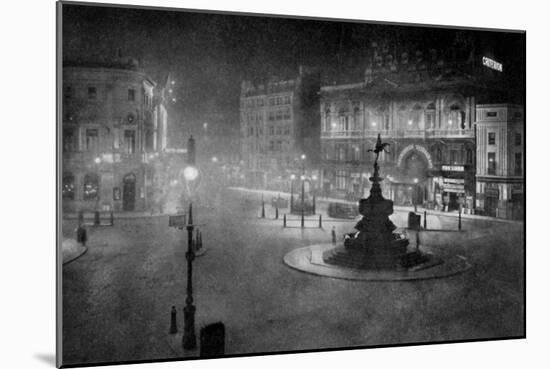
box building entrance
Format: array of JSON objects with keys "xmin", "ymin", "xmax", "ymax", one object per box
[{"xmin": 123, "ymin": 173, "xmax": 136, "ymax": 211}]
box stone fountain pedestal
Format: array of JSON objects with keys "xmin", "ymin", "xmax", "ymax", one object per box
[{"xmin": 323, "ymin": 134, "xmax": 430, "ymax": 271}]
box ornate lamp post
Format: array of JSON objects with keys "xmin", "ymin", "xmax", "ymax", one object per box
[
  {"xmin": 183, "ymin": 202, "xmax": 196, "ymax": 350},
  {"xmin": 182, "ymin": 164, "xmax": 199, "ymax": 350},
  {"xmin": 300, "ymin": 154, "xmax": 306, "ymax": 227}
]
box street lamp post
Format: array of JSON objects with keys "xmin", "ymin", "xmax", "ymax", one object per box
[
  {"xmin": 413, "ymin": 178, "xmax": 419, "ymax": 213},
  {"xmin": 300, "ymin": 154, "xmax": 306, "ymax": 228},
  {"xmin": 182, "ymin": 202, "xmax": 196, "ymax": 350},
  {"xmin": 182, "ymin": 163, "xmax": 199, "ymax": 351}
]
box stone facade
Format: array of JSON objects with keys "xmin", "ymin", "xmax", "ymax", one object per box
[
  {"xmin": 61, "ymin": 58, "xmax": 170, "ymax": 213},
  {"xmin": 319, "ymin": 41, "xmax": 507, "ymax": 214},
  {"xmin": 475, "ymin": 104, "xmax": 524, "ymax": 219}
]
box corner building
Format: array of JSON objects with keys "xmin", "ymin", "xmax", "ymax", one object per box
[
  {"xmin": 319, "ymin": 40, "xmax": 507, "ymax": 213},
  {"xmin": 61, "ymin": 58, "xmax": 170, "ymax": 213},
  {"xmin": 475, "ymin": 104, "xmax": 524, "ymax": 219}
]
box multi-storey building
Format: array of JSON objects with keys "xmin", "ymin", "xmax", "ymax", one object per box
[
  {"xmin": 61, "ymin": 57, "xmax": 170, "ymax": 212},
  {"xmin": 319, "ymin": 40, "xmax": 508, "ymax": 213},
  {"xmin": 240, "ymin": 67, "xmax": 320, "ymax": 189},
  {"xmin": 475, "ymin": 104, "xmax": 524, "ymax": 219}
]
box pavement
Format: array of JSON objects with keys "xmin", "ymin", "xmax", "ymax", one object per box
[
  {"xmin": 62, "ymin": 239, "xmax": 88, "ymax": 264},
  {"xmin": 227, "ymin": 186, "xmax": 523, "ymax": 225},
  {"xmin": 60, "ymin": 186, "xmax": 525, "ymax": 366}
]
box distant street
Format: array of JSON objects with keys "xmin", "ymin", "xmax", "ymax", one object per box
[{"xmin": 62, "ymin": 188, "xmax": 524, "ymax": 366}]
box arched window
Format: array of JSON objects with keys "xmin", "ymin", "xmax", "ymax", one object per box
[
  {"xmin": 83, "ymin": 173, "xmax": 99, "ymax": 200},
  {"xmin": 448, "ymin": 103, "xmax": 465, "ymax": 130},
  {"xmin": 353, "ymin": 107, "xmax": 361, "ymax": 131},
  {"xmin": 425, "ymin": 102, "xmax": 436, "ymax": 129},
  {"xmin": 398, "ymin": 105, "xmax": 408, "ymax": 129},
  {"xmin": 410, "ymin": 104, "xmax": 423, "ymax": 130},
  {"xmin": 62, "ymin": 173, "xmax": 75, "ymax": 200}
]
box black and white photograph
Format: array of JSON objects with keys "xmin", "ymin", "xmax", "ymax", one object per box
[{"xmin": 54, "ymin": 0, "xmax": 528, "ymax": 367}]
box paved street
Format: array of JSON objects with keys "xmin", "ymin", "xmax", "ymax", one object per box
[{"xmin": 62, "ymin": 188, "xmax": 524, "ymax": 366}]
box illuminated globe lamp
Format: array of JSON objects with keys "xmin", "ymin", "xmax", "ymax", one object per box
[{"xmin": 183, "ymin": 166, "xmax": 199, "ymax": 182}]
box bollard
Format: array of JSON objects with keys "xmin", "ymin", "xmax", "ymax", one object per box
[
  {"xmin": 331, "ymin": 226, "xmax": 336, "ymax": 244},
  {"xmin": 275, "ymin": 206, "xmax": 279, "ymax": 220},
  {"xmin": 261, "ymin": 201, "xmax": 265, "ymax": 218},
  {"xmin": 110, "ymin": 211, "xmax": 114, "ymax": 226},
  {"xmin": 301, "ymin": 210, "xmax": 304, "ymax": 228},
  {"xmin": 94, "ymin": 210, "xmax": 100, "ymax": 226},
  {"xmin": 423, "ymin": 210, "xmax": 427, "ymax": 229},
  {"xmin": 78, "ymin": 210, "xmax": 84, "ymax": 225},
  {"xmin": 319, "ymin": 214, "xmax": 322, "ymax": 228},
  {"xmin": 458, "ymin": 208, "xmax": 462, "ymax": 230},
  {"xmin": 76, "ymin": 224, "xmax": 87, "ymax": 246},
  {"xmin": 170, "ymin": 306, "xmax": 178, "ymax": 334},
  {"xmin": 283, "ymin": 214, "xmax": 287, "ymax": 228},
  {"xmin": 313, "ymin": 195, "xmax": 316, "ymax": 214}
]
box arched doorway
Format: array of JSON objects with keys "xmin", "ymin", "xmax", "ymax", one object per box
[
  {"xmin": 393, "ymin": 151, "xmax": 430, "ymax": 206},
  {"xmin": 123, "ymin": 173, "xmax": 136, "ymax": 211}
]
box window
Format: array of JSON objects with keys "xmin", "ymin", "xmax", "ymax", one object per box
[
  {"xmin": 425, "ymin": 103, "xmax": 436, "ymax": 129},
  {"xmin": 515, "ymin": 153, "xmax": 522, "ymax": 176},
  {"xmin": 486, "ymin": 111, "xmax": 497, "ymax": 117},
  {"xmin": 64, "ymin": 86, "xmax": 72, "ymax": 100},
  {"xmin": 488, "ymin": 132, "xmax": 496, "ymax": 145},
  {"xmin": 410, "ymin": 105, "xmax": 422, "ymax": 129},
  {"xmin": 283, "ymin": 126, "xmax": 290, "ymax": 135},
  {"xmin": 336, "ymin": 170, "xmax": 347, "ymax": 190},
  {"xmin": 128, "ymin": 89, "xmax": 135, "ymax": 101},
  {"xmin": 83, "ymin": 173, "xmax": 99, "ymax": 200},
  {"xmin": 466, "ymin": 149, "xmax": 473, "ymax": 164},
  {"xmin": 488, "ymin": 153, "xmax": 496, "ymax": 175},
  {"xmin": 63, "ymin": 128, "xmax": 76, "ymax": 152},
  {"xmin": 515, "ymin": 133, "xmax": 522, "ymax": 146},
  {"xmin": 276, "ymin": 110, "xmax": 283, "ymax": 121},
  {"xmin": 85, "ymin": 129, "xmax": 99, "ymax": 152},
  {"xmin": 269, "ymin": 141, "xmax": 275, "ymax": 150},
  {"xmin": 268, "ymin": 111, "xmax": 275, "ymax": 121},
  {"xmin": 283, "ymin": 108, "xmax": 291, "ymax": 120},
  {"xmin": 436, "ymin": 148, "xmax": 442, "ymax": 162},
  {"xmin": 353, "ymin": 146, "xmax": 361, "ymax": 161},
  {"xmin": 123, "ymin": 130, "xmax": 136, "ymax": 154},
  {"xmin": 87, "ymin": 86, "xmax": 97, "ymax": 100},
  {"xmin": 450, "ymin": 150, "xmax": 459, "ymax": 164},
  {"xmin": 325, "ymin": 110, "xmax": 331, "ymax": 131},
  {"xmin": 62, "ymin": 173, "xmax": 75, "ymax": 200},
  {"xmin": 449, "ymin": 104, "xmax": 465, "ymax": 129},
  {"xmin": 269, "ymin": 126, "xmax": 274, "ymax": 135},
  {"xmin": 276, "ymin": 127, "xmax": 282, "ymax": 135}
]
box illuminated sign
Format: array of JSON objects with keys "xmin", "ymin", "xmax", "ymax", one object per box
[
  {"xmin": 482, "ymin": 57, "xmax": 503, "ymax": 72},
  {"xmin": 443, "ymin": 178, "xmax": 465, "ymax": 185},
  {"xmin": 442, "ymin": 165, "xmax": 464, "ymax": 172}
]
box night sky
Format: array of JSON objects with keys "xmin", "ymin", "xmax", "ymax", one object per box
[{"xmin": 62, "ymin": 3, "xmax": 525, "ymax": 135}]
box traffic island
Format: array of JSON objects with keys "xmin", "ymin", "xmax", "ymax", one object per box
[{"xmin": 283, "ymin": 243, "xmax": 471, "ymax": 281}]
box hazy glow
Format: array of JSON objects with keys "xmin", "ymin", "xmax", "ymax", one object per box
[{"xmin": 183, "ymin": 166, "xmax": 199, "ymax": 181}]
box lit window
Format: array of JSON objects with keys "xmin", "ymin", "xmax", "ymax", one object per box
[
  {"xmin": 62, "ymin": 173, "xmax": 75, "ymax": 200},
  {"xmin": 86, "ymin": 129, "xmax": 99, "ymax": 152},
  {"xmin": 83, "ymin": 173, "xmax": 99, "ymax": 200},
  {"xmin": 123, "ymin": 130, "xmax": 136, "ymax": 154},
  {"xmin": 488, "ymin": 153, "xmax": 496, "ymax": 175}
]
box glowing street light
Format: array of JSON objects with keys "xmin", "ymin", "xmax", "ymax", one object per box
[
  {"xmin": 413, "ymin": 178, "xmax": 419, "ymax": 184},
  {"xmin": 94, "ymin": 157, "xmax": 101, "ymax": 164},
  {"xmin": 301, "ymin": 154, "xmax": 306, "ymax": 160},
  {"xmin": 290, "ymin": 174, "xmax": 296, "ymax": 180},
  {"xmin": 183, "ymin": 166, "xmax": 199, "ymax": 181},
  {"xmin": 211, "ymin": 156, "xmax": 218, "ymax": 163}
]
